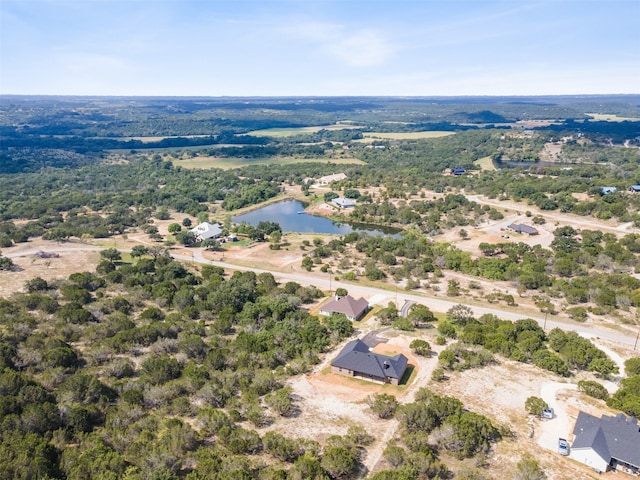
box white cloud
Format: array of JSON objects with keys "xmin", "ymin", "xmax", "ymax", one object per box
[{"xmin": 282, "ymin": 20, "xmax": 394, "ymax": 67}]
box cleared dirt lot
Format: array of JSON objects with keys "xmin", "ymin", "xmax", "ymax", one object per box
[
  {"xmin": 1, "ymin": 241, "xmax": 101, "ymax": 297},
  {"xmin": 259, "ymin": 321, "xmax": 630, "ymax": 479}
]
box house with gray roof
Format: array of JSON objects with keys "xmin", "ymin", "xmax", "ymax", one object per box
[
  {"xmin": 332, "ymin": 197, "xmax": 356, "ymax": 209},
  {"xmin": 331, "ymin": 339, "xmax": 408, "ymax": 385},
  {"xmin": 506, "ymin": 223, "xmax": 539, "ymax": 236},
  {"xmin": 600, "ymin": 187, "xmax": 618, "ymax": 195},
  {"xmin": 629, "ymin": 185, "xmax": 640, "ymax": 193},
  {"xmin": 571, "ymin": 411, "xmax": 640, "ymax": 474},
  {"xmin": 319, "ymin": 294, "xmax": 369, "ymax": 321}
]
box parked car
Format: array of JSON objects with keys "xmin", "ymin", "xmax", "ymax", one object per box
[
  {"xmin": 542, "ymin": 408, "xmax": 554, "ymax": 419},
  {"xmin": 558, "ymin": 438, "xmax": 569, "ymax": 456}
]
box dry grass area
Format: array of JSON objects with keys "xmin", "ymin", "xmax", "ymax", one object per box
[
  {"xmin": 586, "ymin": 113, "xmax": 640, "ymax": 122},
  {"xmin": 260, "ymin": 323, "xmax": 629, "ymax": 479},
  {"xmin": 422, "ymin": 356, "xmax": 621, "ymax": 479},
  {"xmin": 474, "ymin": 155, "xmax": 497, "ymax": 171},
  {"xmin": 539, "ymin": 141, "xmax": 564, "ymax": 162},
  {"xmin": 261, "ymin": 330, "xmax": 438, "ymax": 472},
  {"xmin": 173, "ymin": 155, "xmax": 365, "ymax": 170},
  {"xmin": 512, "ymin": 120, "xmax": 564, "ymax": 128},
  {"xmin": 247, "ymin": 125, "xmax": 364, "ymax": 137},
  {"xmin": 1, "ymin": 241, "xmax": 101, "ymax": 297},
  {"xmin": 356, "ymin": 131, "xmax": 455, "ymax": 141}
]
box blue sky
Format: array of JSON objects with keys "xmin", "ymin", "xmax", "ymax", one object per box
[{"xmin": 1, "ymin": 0, "xmax": 638, "ymax": 96}]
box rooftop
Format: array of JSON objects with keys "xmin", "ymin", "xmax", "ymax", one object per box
[
  {"xmin": 572, "ymin": 412, "xmax": 640, "ymax": 468},
  {"xmin": 332, "ymin": 339, "xmax": 408, "ymax": 380},
  {"xmin": 320, "ymin": 295, "xmax": 368, "ymax": 319}
]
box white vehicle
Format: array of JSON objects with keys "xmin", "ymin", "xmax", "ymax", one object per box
[{"xmin": 558, "ymin": 438, "xmax": 569, "ymax": 456}]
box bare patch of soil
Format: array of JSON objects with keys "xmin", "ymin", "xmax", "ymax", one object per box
[{"xmin": 1, "ymin": 241, "xmax": 101, "ymax": 297}]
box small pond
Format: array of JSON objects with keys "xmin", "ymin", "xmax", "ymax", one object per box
[{"xmin": 232, "ymin": 200, "xmax": 400, "ymax": 237}]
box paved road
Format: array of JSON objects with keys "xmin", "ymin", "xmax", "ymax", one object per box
[
  {"xmin": 399, "ymin": 300, "xmax": 415, "ymax": 318},
  {"xmin": 7, "ymin": 245, "xmax": 639, "ymax": 348},
  {"xmin": 178, "ymin": 252, "xmax": 640, "ymax": 348},
  {"xmin": 466, "ymin": 194, "xmax": 639, "ymax": 235}
]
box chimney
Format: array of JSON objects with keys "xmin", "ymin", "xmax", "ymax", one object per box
[{"xmin": 383, "ymin": 361, "xmax": 389, "ymax": 369}]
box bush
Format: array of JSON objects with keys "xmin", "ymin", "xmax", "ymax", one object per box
[
  {"xmin": 524, "ymin": 396, "xmax": 548, "ymax": 416},
  {"xmin": 626, "ymin": 358, "xmax": 640, "ymax": 377},
  {"xmin": 437, "ymin": 321, "xmax": 457, "ymax": 338},
  {"xmin": 410, "ymin": 339, "xmax": 431, "ymax": 356},
  {"xmin": 578, "ymin": 380, "xmax": 609, "ymax": 400},
  {"xmin": 367, "ymin": 393, "xmax": 399, "ymax": 419}
]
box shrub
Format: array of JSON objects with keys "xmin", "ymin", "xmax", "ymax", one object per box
[
  {"xmin": 410, "ymin": 339, "xmax": 431, "ymax": 356},
  {"xmin": 578, "ymin": 380, "xmax": 609, "ymax": 400},
  {"xmin": 524, "ymin": 396, "xmax": 548, "ymax": 416}
]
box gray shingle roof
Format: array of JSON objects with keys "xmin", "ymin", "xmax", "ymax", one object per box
[
  {"xmin": 332, "ymin": 197, "xmax": 356, "ymax": 208},
  {"xmin": 331, "ymin": 339, "xmax": 408, "ymax": 380},
  {"xmin": 572, "ymin": 411, "xmax": 640, "ymax": 468},
  {"xmin": 507, "ymin": 223, "xmax": 538, "ymax": 235}
]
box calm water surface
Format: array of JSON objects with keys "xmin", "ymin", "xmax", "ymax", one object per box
[{"xmin": 233, "ymin": 200, "xmax": 399, "ymax": 236}]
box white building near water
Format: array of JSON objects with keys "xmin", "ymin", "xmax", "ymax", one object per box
[
  {"xmin": 190, "ymin": 222, "xmax": 222, "ymax": 241},
  {"xmin": 332, "ymin": 197, "xmax": 356, "ymax": 209}
]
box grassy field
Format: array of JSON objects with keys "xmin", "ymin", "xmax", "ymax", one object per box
[
  {"xmin": 174, "ymin": 155, "xmax": 366, "ymax": 170},
  {"xmin": 356, "ymin": 131, "xmax": 455, "ymax": 141},
  {"xmin": 474, "ymin": 155, "xmax": 496, "ymax": 171},
  {"xmin": 122, "ymin": 135, "xmax": 213, "ymax": 143},
  {"xmin": 247, "ymin": 124, "xmax": 363, "ymax": 137},
  {"xmin": 586, "ymin": 113, "xmax": 640, "ymax": 122}
]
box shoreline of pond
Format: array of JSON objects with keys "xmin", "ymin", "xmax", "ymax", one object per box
[{"xmin": 232, "ymin": 198, "xmax": 402, "ymax": 237}]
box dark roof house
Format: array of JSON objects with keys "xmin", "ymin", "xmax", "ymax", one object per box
[
  {"xmin": 452, "ymin": 167, "xmax": 466, "ymax": 176},
  {"xmin": 319, "ymin": 295, "xmax": 369, "ymax": 321},
  {"xmin": 331, "ymin": 339, "xmax": 408, "ymax": 385},
  {"xmin": 571, "ymin": 411, "xmax": 640, "ymax": 474},
  {"xmin": 506, "ymin": 223, "xmax": 539, "ymax": 236},
  {"xmin": 629, "ymin": 185, "xmax": 640, "ymax": 193}
]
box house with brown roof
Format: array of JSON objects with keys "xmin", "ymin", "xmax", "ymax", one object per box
[
  {"xmin": 331, "ymin": 339, "xmax": 408, "ymax": 385},
  {"xmin": 319, "ymin": 294, "xmax": 369, "ymax": 321}
]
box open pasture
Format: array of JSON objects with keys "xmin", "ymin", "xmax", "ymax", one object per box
[
  {"xmin": 174, "ymin": 155, "xmax": 365, "ymax": 170},
  {"xmin": 356, "ymin": 131, "xmax": 455, "ymax": 141},
  {"xmin": 474, "ymin": 155, "xmax": 497, "ymax": 171},
  {"xmin": 586, "ymin": 113, "xmax": 640, "ymax": 122},
  {"xmin": 247, "ymin": 124, "xmax": 363, "ymax": 137}
]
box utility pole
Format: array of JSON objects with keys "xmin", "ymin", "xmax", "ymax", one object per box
[
  {"xmin": 395, "ymin": 281, "xmax": 398, "ymax": 307},
  {"xmin": 543, "ymin": 312, "xmax": 548, "ymax": 332},
  {"xmin": 635, "ymin": 326, "xmax": 639, "ymax": 351}
]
